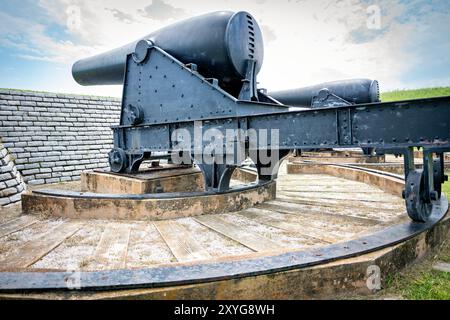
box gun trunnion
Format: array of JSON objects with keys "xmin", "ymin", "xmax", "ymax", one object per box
[{"xmin": 72, "ymin": 11, "xmax": 450, "ymax": 222}]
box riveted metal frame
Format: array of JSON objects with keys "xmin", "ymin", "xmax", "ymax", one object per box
[{"xmin": 110, "ymin": 45, "xmax": 450, "ymax": 218}]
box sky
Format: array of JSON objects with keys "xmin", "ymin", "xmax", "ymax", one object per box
[{"xmin": 0, "ymin": 0, "xmax": 449, "ymax": 97}]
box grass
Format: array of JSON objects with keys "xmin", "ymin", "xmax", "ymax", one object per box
[
  {"xmin": 402, "ymin": 272, "xmax": 450, "ymax": 300},
  {"xmin": 382, "ymin": 238, "xmax": 450, "ymax": 300},
  {"xmin": 375, "ymin": 174, "xmax": 450, "ymax": 300},
  {"xmin": 381, "ymin": 86, "xmax": 450, "ymax": 102},
  {"xmin": 443, "ymin": 174, "xmax": 450, "ymax": 199}
]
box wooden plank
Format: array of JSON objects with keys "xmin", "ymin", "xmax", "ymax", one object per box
[
  {"xmin": 0, "ymin": 216, "xmax": 38, "ymax": 238},
  {"xmin": 277, "ymin": 190, "xmax": 392, "ymax": 203},
  {"xmin": 277, "ymin": 187, "xmax": 383, "ymax": 194},
  {"xmin": 270, "ymin": 197, "xmax": 405, "ymax": 225},
  {"xmin": 237, "ymin": 208, "xmax": 339, "ymax": 243},
  {"xmin": 280, "ymin": 175, "xmax": 340, "ymax": 180},
  {"xmin": 273, "ymin": 198, "xmax": 404, "ymax": 224},
  {"xmin": 432, "ymin": 262, "xmax": 450, "ymax": 273},
  {"xmin": 154, "ymin": 220, "xmax": 211, "ymax": 262},
  {"xmin": 264, "ymin": 200, "xmax": 384, "ymax": 225},
  {"xmin": 279, "ymin": 181, "xmax": 345, "ymax": 185},
  {"xmin": 0, "ymin": 221, "xmax": 82, "ymax": 269},
  {"xmin": 94, "ymin": 224, "xmax": 131, "ymax": 269},
  {"xmin": 274, "ymin": 194, "xmax": 404, "ymax": 213},
  {"xmin": 194, "ymin": 215, "xmax": 282, "ymax": 252},
  {"xmin": 278, "ymin": 179, "xmax": 359, "ymax": 185}
]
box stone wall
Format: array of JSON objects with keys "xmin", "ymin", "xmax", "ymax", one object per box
[
  {"xmin": 0, "ymin": 89, "xmax": 121, "ymax": 188},
  {"xmin": 0, "ymin": 142, "xmax": 26, "ymax": 206}
]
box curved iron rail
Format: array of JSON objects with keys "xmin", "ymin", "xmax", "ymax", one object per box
[
  {"xmin": 0, "ymin": 195, "xmax": 447, "ymax": 292},
  {"xmin": 33, "ymin": 180, "xmax": 268, "ymax": 200}
]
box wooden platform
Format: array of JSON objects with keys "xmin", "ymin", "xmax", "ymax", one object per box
[
  {"xmin": 0, "ymin": 172, "xmax": 407, "ymax": 272},
  {"xmin": 0, "ymin": 162, "xmax": 448, "ymax": 299}
]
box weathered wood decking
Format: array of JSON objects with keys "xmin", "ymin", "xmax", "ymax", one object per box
[{"xmin": 0, "ymin": 173, "xmax": 407, "ymax": 272}]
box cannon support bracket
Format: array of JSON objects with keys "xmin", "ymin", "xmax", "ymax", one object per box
[
  {"xmin": 109, "ymin": 43, "xmax": 286, "ymax": 178},
  {"xmin": 311, "ymin": 88, "xmax": 353, "ymax": 108},
  {"xmin": 238, "ymin": 59, "xmax": 258, "ymax": 102}
]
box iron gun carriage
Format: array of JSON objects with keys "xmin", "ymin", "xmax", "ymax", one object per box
[{"xmin": 73, "ymin": 11, "xmax": 450, "ymax": 222}]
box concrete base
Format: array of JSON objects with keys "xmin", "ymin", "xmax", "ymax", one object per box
[
  {"xmin": 230, "ymin": 167, "xmax": 258, "ymax": 183},
  {"xmin": 21, "ymin": 166, "xmax": 274, "ymax": 220},
  {"xmin": 81, "ymin": 166, "xmax": 204, "ymax": 194}
]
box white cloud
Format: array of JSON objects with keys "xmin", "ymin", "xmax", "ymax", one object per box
[
  {"xmin": 252, "ymin": 0, "xmax": 450, "ymax": 91},
  {"xmin": 138, "ymin": 0, "xmax": 186, "ymax": 21},
  {"xmin": 0, "ymin": 9, "xmax": 99, "ymax": 64}
]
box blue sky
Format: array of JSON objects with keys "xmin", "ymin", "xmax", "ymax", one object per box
[{"xmin": 0, "ymin": 0, "xmax": 449, "ymax": 97}]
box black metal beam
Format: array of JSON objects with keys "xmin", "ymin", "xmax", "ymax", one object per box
[{"xmin": 112, "ymin": 96, "xmax": 450, "ymax": 152}]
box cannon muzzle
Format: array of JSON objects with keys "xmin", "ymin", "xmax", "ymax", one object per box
[
  {"xmin": 72, "ymin": 11, "xmax": 263, "ymax": 92},
  {"xmin": 269, "ymin": 79, "xmax": 380, "ymax": 108}
]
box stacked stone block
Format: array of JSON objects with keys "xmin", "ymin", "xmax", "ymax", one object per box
[
  {"xmin": 0, "ymin": 89, "xmax": 121, "ymax": 186},
  {"xmin": 0, "ymin": 142, "xmax": 26, "ymax": 206}
]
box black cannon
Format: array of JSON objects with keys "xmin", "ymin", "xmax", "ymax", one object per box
[
  {"xmin": 269, "ymin": 79, "xmax": 380, "ymax": 108},
  {"xmin": 72, "ymin": 11, "xmax": 450, "ymax": 222},
  {"xmin": 73, "ymin": 11, "xmax": 264, "ymax": 99}
]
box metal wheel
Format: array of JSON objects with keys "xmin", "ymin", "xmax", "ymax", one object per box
[
  {"xmin": 108, "ymin": 148, "xmax": 128, "ymax": 173},
  {"xmin": 405, "ymin": 170, "xmax": 433, "ymax": 222}
]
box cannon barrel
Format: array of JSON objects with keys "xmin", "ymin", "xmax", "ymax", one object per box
[
  {"xmin": 72, "ymin": 11, "xmax": 263, "ymax": 90},
  {"xmin": 269, "ymin": 79, "xmax": 380, "ymax": 107}
]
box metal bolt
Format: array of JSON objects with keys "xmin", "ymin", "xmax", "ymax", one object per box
[
  {"xmin": 430, "ymin": 191, "xmax": 438, "ymax": 201},
  {"xmin": 111, "ymin": 153, "xmax": 120, "ymax": 164}
]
